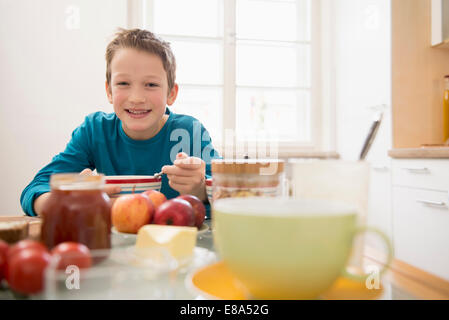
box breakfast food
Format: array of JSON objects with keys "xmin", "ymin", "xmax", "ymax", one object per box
[
  {"xmin": 111, "ymin": 189, "xmax": 207, "ymax": 234},
  {"xmin": 41, "ymin": 173, "xmax": 111, "ymax": 251},
  {"xmin": 3, "ymin": 239, "xmax": 91, "ymax": 296},
  {"xmin": 135, "ymin": 225, "xmax": 197, "ymax": 260},
  {"xmin": 142, "ymin": 190, "xmax": 167, "ymax": 209},
  {"xmin": 211, "ymin": 159, "xmax": 285, "ymax": 202},
  {"xmin": 152, "ymin": 199, "xmax": 195, "ymax": 227},
  {"xmin": 51, "ymin": 242, "xmax": 92, "ymax": 270},
  {"xmin": 176, "ymin": 195, "xmax": 206, "ymax": 229},
  {"xmin": 111, "ymin": 193, "xmax": 154, "ymax": 233},
  {"xmin": 0, "ymin": 240, "xmax": 9, "ymax": 281},
  {"xmin": 0, "ymin": 221, "xmax": 29, "ymax": 244},
  {"xmin": 7, "ymin": 248, "xmax": 51, "ymax": 295},
  {"xmin": 213, "ymin": 188, "xmax": 264, "ymax": 200}
]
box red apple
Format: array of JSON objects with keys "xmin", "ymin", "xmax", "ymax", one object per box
[
  {"xmin": 177, "ymin": 195, "xmax": 206, "ymax": 229},
  {"xmin": 142, "ymin": 190, "xmax": 167, "ymax": 210},
  {"xmin": 111, "ymin": 194, "xmax": 154, "ymax": 234},
  {"xmin": 153, "ymin": 199, "xmax": 195, "ymax": 227}
]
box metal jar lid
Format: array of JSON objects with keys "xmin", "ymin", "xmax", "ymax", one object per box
[{"xmin": 211, "ymin": 159, "xmax": 284, "ymax": 175}]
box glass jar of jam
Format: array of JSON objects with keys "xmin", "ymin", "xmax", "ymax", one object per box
[
  {"xmin": 41, "ymin": 173, "xmax": 112, "ymax": 251},
  {"xmin": 211, "ymin": 159, "xmax": 285, "ymax": 202}
]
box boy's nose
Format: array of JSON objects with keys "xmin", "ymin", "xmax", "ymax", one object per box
[{"xmin": 129, "ymin": 89, "xmax": 146, "ymax": 104}]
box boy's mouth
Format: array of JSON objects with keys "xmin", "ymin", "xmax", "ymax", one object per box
[{"xmin": 125, "ymin": 108, "xmax": 152, "ymax": 118}]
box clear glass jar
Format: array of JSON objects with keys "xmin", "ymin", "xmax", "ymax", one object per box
[
  {"xmin": 41, "ymin": 173, "xmax": 112, "ymax": 251},
  {"xmin": 211, "ymin": 159, "xmax": 285, "ymax": 201}
]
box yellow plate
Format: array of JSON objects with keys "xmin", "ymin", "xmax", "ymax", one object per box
[{"xmin": 186, "ymin": 261, "xmax": 384, "ymax": 300}]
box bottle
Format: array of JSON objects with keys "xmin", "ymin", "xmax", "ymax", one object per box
[{"xmin": 444, "ymin": 75, "xmax": 449, "ymax": 144}]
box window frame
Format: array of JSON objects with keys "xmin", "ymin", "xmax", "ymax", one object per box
[{"xmin": 131, "ymin": 0, "xmax": 335, "ymax": 157}]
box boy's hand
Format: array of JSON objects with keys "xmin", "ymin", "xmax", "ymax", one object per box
[
  {"xmin": 162, "ymin": 152, "xmax": 207, "ymax": 201},
  {"xmin": 80, "ymin": 169, "xmax": 121, "ymax": 197}
]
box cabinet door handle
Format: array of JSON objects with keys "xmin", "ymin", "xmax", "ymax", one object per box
[
  {"xmin": 402, "ymin": 167, "xmax": 430, "ymax": 173},
  {"xmin": 416, "ymin": 199, "xmax": 446, "ymax": 207}
]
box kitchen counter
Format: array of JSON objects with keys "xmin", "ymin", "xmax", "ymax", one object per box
[
  {"xmin": 389, "ymin": 147, "xmax": 449, "ymax": 158},
  {"xmin": 1, "ymin": 215, "xmax": 449, "ymax": 300}
]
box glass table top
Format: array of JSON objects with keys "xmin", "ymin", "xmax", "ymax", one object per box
[{"xmin": 1, "ymin": 219, "xmax": 447, "ymax": 300}]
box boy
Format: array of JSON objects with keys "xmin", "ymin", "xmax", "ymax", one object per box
[{"xmin": 20, "ymin": 28, "xmax": 220, "ymax": 217}]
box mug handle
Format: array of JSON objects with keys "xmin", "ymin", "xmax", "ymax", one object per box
[{"xmin": 341, "ymin": 226, "xmax": 394, "ymax": 282}]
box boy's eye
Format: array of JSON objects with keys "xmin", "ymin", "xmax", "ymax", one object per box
[
  {"xmin": 117, "ymin": 82, "xmax": 129, "ymax": 86},
  {"xmin": 146, "ymin": 83, "xmax": 159, "ymax": 87}
]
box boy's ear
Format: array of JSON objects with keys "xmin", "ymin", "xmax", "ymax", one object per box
[
  {"xmin": 167, "ymin": 83, "xmax": 179, "ymax": 106},
  {"xmin": 105, "ymin": 81, "xmax": 113, "ymax": 104}
]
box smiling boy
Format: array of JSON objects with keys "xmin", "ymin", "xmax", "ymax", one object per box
[{"xmin": 20, "ymin": 28, "xmax": 220, "ymax": 217}]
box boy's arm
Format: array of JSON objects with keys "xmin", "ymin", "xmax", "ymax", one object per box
[
  {"xmin": 33, "ymin": 193, "xmax": 51, "ymax": 217},
  {"xmin": 20, "ymin": 118, "xmax": 94, "ymax": 217}
]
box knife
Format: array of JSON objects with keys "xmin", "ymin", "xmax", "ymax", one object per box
[{"xmin": 359, "ymin": 112, "xmax": 383, "ymax": 160}]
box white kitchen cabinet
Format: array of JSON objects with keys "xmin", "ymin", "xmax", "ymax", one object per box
[
  {"xmin": 366, "ymin": 163, "xmax": 392, "ymax": 252},
  {"xmin": 392, "ymin": 158, "xmax": 449, "ymax": 190},
  {"xmin": 364, "ymin": 105, "xmax": 393, "ymax": 252},
  {"xmin": 391, "ymin": 159, "xmax": 449, "ymax": 281},
  {"xmin": 431, "ymin": 0, "xmax": 449, "ymax": 47}
]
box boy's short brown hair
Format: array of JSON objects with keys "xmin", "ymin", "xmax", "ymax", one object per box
[{"xmin": 105, "ymin": 28, "xmax": 176, "ymax": 90}]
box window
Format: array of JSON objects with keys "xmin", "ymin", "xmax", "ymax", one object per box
[{"xmin": 142, "ymin": 0, "xmax": 324, "ymax": 155}]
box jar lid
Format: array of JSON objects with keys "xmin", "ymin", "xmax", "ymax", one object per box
[
  {"xmin": 211, "ymin": 159, "xmax": 284, "ymax": 175},
  {"xmin": 50, "ymin": 173, "xmax": 105, "ymax": 190}
]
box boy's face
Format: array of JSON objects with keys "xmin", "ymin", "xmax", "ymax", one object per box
[{"xmin": 106, "ymin": 48, "xmax": 178, "ymax": 140}]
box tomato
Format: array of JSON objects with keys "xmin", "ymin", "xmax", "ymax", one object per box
[
  {"xmin": 7, "ymin": 248, "xmax": 51, "ymax": 295},
  {"xmin": 7, "ymin": 239, "xmax": 48, "ymax": 260},
  {"xmin": 0, "ymin": 240, "xmax": 8, "ymax": 281},
  {"xmin": 51, "ymin": 242, "xmax": 92, "ymax": 270},
  {"xmin": 4, "ymin": 239, "xmax": 48, "ymax": 282}
]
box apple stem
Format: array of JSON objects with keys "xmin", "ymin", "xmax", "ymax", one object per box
[{"xmin": 132, "ymin": 185, "xmax": 135, "ymax": 194}]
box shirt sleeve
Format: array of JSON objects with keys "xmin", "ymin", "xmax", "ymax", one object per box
[{"xmin": 20, "ymin": 116, "xmax": 95, "ymax": 216}]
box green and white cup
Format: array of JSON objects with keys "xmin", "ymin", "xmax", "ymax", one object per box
[{"xmin": 212, "ymin": 197, "xmax": 393, "ymax": 300}]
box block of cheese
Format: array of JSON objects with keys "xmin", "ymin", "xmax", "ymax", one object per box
[{"xmin": 135, "ymin": 225, "xmax": 197, "ymax": 260}]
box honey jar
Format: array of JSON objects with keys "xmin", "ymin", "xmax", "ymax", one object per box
[{"xmin": 211, "ymin": 159, "xmax": 285, "ymax": 201}]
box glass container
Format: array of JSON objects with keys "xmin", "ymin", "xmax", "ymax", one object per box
[
  {"xmin": 41, "ymin": 173, "xmax": 112, "ymax": 251},
  {"xmin": 211, "ymin": 159, "xmax": 285, "ymax": 201}
]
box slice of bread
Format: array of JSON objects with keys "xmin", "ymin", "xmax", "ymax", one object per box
[{"xmin": 0, "ymin": 221, "xmax": 29, "ymax": 244}]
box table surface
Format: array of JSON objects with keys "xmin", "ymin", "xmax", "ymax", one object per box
[{"xmin": 1, "ymin": 215, "xmax": 449, "ymax": 300}]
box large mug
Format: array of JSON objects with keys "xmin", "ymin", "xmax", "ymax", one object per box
[
  {"xmin": 212, "ymin": 197, "xmax": 393, "ymax": 299},
  {"xmin": 288, "ymin": 159, "xmax": 371, "ymax": 269}
]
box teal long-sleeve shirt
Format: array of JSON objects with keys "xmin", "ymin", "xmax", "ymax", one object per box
[{"xmin": 20, "ymin": 108, "xmax": 220, "ymax": 217}]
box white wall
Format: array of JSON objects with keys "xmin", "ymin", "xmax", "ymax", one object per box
[
  {"xmin": 0, "ymin": 0, "xmax": 128, "ymax": 215},
  {"xmin": 334, "ymin": 0, "xmax": 391, "ymax": 162},
  {"xmin": 333, "ymin": 0, "xmax": 392, "ymax": 247}
]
